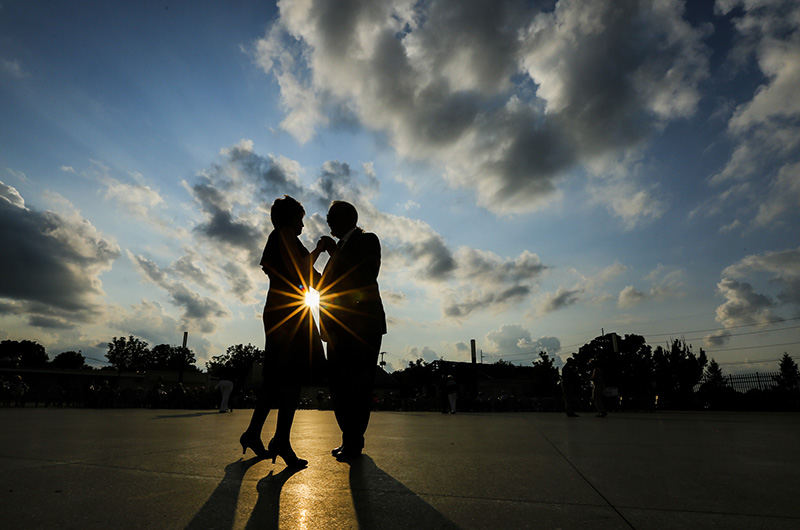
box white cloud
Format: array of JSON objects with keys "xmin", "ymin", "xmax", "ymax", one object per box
[
  {"xmin": 253, "ymin": 0, "xmax": 709, "ymax": 215},
  {"xmin": 1, "ymin": 58, "xmax": 27, "ymax": 79},
  {"xmin": 618, "ymin": 285, "xmax": 647, "ymax": 309},
  {"xmin": 617, "ymin": 264, "xmax": 685, "ymax": 308},
  {"xmin": 483, "ymin": 324, "xmax": 561, "ymax": 362},
  {"xmin": 588, "ymin": 176, "xmax": 667, "ymax": 230},
  {"xmin": 0, "ymin": 180, "xmax": 26, "ymax": 209},
  {"xmin": 182, "ymin": 140, "xmax": 549, "ymax": 321},
  {"xmin": 110, "ymin": 300, "xmax": 215, "ymax": 362},
  {"xmin": 706, "ymin": 1, "xmax": 800, "ymax": 229},
  {"xmin": 707, "ymin": 246, "xmax": 800, "ymax": 344},
  {"xmin": 539, "ymin": 286, "xmax": 583, "ymax": 314},
  {"xmin": 128, "ymin": 252, "xmax": 230, "ymax": 333},
  {"xmin": 103, "ymin": 178, "xmax": 164, "ymax": 218}
]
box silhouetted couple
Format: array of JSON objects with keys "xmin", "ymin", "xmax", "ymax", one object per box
[{"xmin": 239, "ymin": 196, "xmax": 386, "ymax": 468}]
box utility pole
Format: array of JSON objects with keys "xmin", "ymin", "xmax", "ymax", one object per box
[
  {"xmin": 179, "ymin": 331, "xmax": 188, "ymax": 383},
  {"xmin": 379, "ymin": 352, "xmax": 386, "ymax": 368}
]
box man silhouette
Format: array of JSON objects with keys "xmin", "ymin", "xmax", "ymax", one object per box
[{"xmin": 318, "ymin": 201, "xmax": 386, "ymax": 460}]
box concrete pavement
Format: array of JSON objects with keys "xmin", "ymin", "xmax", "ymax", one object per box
[{"xmin": 1, "ymin": 408, "xmax": 798, "ymax": 529}]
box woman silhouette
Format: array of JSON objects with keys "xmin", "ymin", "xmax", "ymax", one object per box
[{"xmin": 239, "ymin": 195, "xmax": 327, "ymax": 469}]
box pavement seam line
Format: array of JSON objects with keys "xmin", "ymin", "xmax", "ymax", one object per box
[
  {"xmin": 613, "ymin": 504, "xmax": 800, "ymax": 521},
  {"xmin": 537, "ymin": 428, "xmax": 637, "ymax": 530}
]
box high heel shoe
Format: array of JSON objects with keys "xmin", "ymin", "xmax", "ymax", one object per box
[
  {"xmin": 267, "ymin": 438, "xmax": 308, "ymax": 469},
  {"xmin": 239, "ymin": 432, "xmax": 271, "ymax": 459}
]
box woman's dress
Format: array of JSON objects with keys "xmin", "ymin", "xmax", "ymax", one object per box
[{"xmin": 260, "ymin": 229, "xmax": 325, "ymax": 386}]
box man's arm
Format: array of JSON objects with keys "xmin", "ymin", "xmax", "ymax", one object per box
[{"xmin": 359, "ymin": 233, "xmax": 381, "ymax": 282}]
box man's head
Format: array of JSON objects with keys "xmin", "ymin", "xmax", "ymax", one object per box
[{"xmin": 327, "ymin": 201, "xmax": 358, "ymax": 239}]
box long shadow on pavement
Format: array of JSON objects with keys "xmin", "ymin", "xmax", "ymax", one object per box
[
  {"xmin": 349, "ymin": 455, "xmax": 458, "ymax": 529},
  {"xmin": 244, "ymin": 466, "xmax": 304, "ymax": 529},
  {"xmin": 186, "ymin": 456, "xmax": 262, "ymax": 530}
]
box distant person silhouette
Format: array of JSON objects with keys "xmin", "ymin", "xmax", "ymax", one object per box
[
  {"xmin": 561, "ymin": 358, "xmax": 579, "ymax": 417},
  {"xmin": 216, "ymin": 378, "xmax": 233, "ymax": 413},
  {"xmin": 591, "ymin": 361, "xmax": 607, "ymax": 417},
  {"xmin": 317, "ymin": 201, "xmax": 386, "ymax": 461},
  {"xmin": 239, "ymin": 195, "xmax": 327, "ymax": 469},
  {"xmin": 446, "ymin": 374, "xmax": 457, "ymax": 414}
]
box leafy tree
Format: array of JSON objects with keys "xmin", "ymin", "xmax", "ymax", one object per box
[
  {"xmin": 148, "ymin": 344, "xmax": 198, "ymax": 372},
  {"xmin": 168, "ymin": 346, "xmax": 197, "ymax": 372},
  {"xmin": 0, "ymin": 340, "xmax": 49, "ymax": 367},
  {"xmin": 106, "ymin": 335, "xmax": 150, "ymax": 371},
  {"xmin": 571, "ymin": 333, "xmax": 625, "ymax": 406},
  {"xmin": 51, "ymin": 350, "xmax": 87, "ymax": 370},
  {"xmin": 652, "ymin": 339, "xmax": 707, "ymax": 408},
  {"xmin": 702, "ymin": 359, "xmax": 726, "ymax": 390},
  {"xmin": 206, "ymin": 343, "xmax": 263, "ymax": 382},
  {"xmin": 530, "ymin": 351, "xmax": 559, "ymax": 397},
  {"xmin": 774, "ymin": 353, "xmax": 799, "ymax": 392},
  {"xmin": 149, "ymin": 344, "xmax": 173, "ymax": 370}
]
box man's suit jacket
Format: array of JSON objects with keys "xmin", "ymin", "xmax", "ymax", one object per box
[{"xmin": 319, "ymin": 228, "xmax": 387, "ymax": 345}]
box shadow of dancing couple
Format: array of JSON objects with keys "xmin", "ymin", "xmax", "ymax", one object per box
[{"xmin": 238, "ymin": 196, "xmax": 387, "ymax": 468}]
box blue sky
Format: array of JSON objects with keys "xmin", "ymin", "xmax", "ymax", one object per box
[{"xmin": 1, "ymin": 0, "xmax": 798, "ymax": 372}]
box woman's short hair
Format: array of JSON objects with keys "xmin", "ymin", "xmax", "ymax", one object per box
[{"xmin": 270, "ymin": 195, "xmax": 305, "ymax": 228}]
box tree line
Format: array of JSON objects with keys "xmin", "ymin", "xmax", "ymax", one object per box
[
  {"xmin": 0, "ymin": 337, "xmax": 199, "ymax": 373},
  {"xmin": 2, "ymin": 332, "xmax": 798, "ymax": 411}
]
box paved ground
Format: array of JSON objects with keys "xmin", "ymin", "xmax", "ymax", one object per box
[{"xmin": 0, "ymin": 408, "xmax": 798, "ymax": 529}]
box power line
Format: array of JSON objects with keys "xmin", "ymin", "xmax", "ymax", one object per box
[
  {"xmin": 704, "ymin": 340, "xmax": 800, "ymax": 353},
  {"xmin": 639, "ymin": 316, "xmax": 800, "ymax": 338},
  {"xmin": 537, "ymin": 317, "xmax": 800, "ymax": 355},
  {"xmin": 482, "ymin": 318, "xmax": 800, "ymax": 362},
  {"xmin": 681, "ymin": 323, "xmax": 800, "ymax": 344},
  {"xmin": 717, "ymin": 357, "xmax": 797, "ymax": 367}
]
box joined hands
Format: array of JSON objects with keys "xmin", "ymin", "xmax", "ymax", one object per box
[{"xmin": 316, "ymin": 235, "xmax": 337, "ymax": 254}]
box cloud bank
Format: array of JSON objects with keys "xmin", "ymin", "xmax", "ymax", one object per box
[
  {"xmin": 0, "ymin": 181, "xmax": 119, "ymax": 329},
  {"xmin": 253, "ymin": 0, "xmax": 709, "ymax": 223}
]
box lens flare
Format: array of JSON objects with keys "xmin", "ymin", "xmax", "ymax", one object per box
[{"xmin": 304, "ymin": 288, "xmax": 320, "ymax": 311}]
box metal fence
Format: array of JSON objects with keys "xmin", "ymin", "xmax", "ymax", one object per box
[{"xmin": 724, "ymin": 371, "xmax": 780, "ymax": 392}]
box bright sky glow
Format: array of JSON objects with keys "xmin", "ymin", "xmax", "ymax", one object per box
[
  {"xmin": 304, "ymin": 289, "xmax": 320, "ymax": 313},
  {"xmin": 1, "ymin": 1, "xmax": 798, "ymax": 373}
]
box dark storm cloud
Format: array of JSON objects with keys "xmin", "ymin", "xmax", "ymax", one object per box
[
  {"xmin": 0, "ymin": 181, "xmax": 119, "ymax": 324},
  {"xmin": 257, "ymin": 0, "xmax": 709, "ymax": 214}
]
